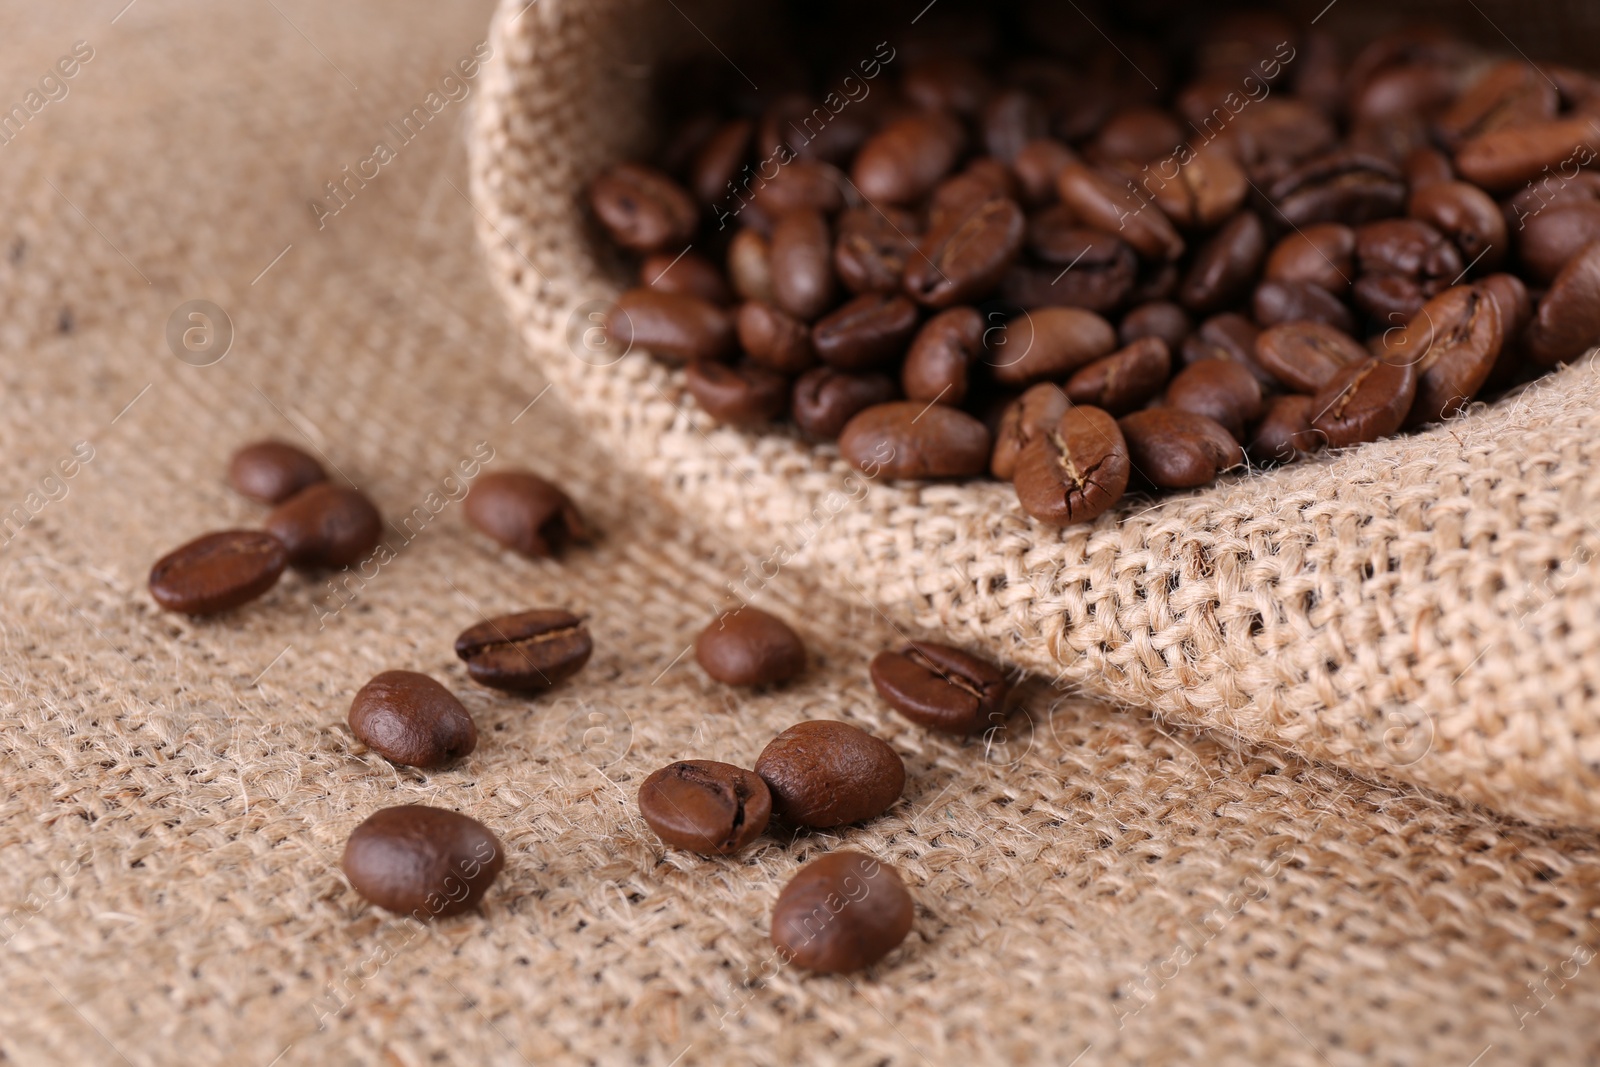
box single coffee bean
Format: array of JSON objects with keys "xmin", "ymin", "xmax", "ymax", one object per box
[
  {"xmin": 1092, "ymin": 105, "xmax": 1185, "ymax": 165},
  {"xmin": 1057, "ymin": 162, "xmax": 1185, "ymax": 262},
  {"xmin": 454, "ymin": 609, "xmax": 592, "ymax": 692},
  {"xmin": 903, "ymin": 55, "xmax": 992, "ymax": 116},
  {"xmin": 736, "ymin": 301, "xmax": 816, "ymax": 375},
  {"xmin": 1009, "ymin": 228, "xmax": 1139, "ymax": 315},
  {"xmin": 640, "ymin": 250, "xmax": 732, "ymax": 306},
  {"xmin": 1526, "ymin": 242, "xmax": 1600, "ymax": 367},
  {"xmin": 1407, "ymin": 181, "xmax": 1506, "ymax": 271},
  {"xmin": 1164, "ymin": 359, "xmax": 1263, "ymax": 441},
  {"xmin": 1012, "ymin": 137, "xmax": 1078, "ymax": 207},
  {"xmin": 990, "ymin": 307, "xmax": 1117, "ymax": 387},
  {"xmin": 1149, "ymin": 148, "xmax": 1248, "ymax": 231},
  {"xmin": 1356, "ymin": 218, "xmax": 1463, "ymax": 284},
  {"xmin": 638, "ymin": 760, "xmax": 772, "ymax": 855},
  {"xmin": 1309, "ymin": 356, "xmax": 1418, "ymax": 447},
  {"xmin": 588, "ymin": 163, "xmax": 697, "ymax": 253},
  {"xmin": 1255, "ymin": 321, "xmax": 1369, "ymax": 394},
  {"xmin": 728, "ymin": 228, "xmax": 776, "ymax": 305},
  {"xmin": 746, "ymin": 159, "xmax": 848, "ymax": 221},
  {"xmin": 606, "ymin": 289, "xmax": 735, "ymax": 365},
  {"xmin": 870, "ymin": 642, "xmax": 1008, "ymax": 734},
  {"xmin": 1252, "ymin": 279, "xmax": 1357, "ymax": 334},
  {"xmin": 227, "ymin": 440, "xmax": 326, "ymax": 504},
  {"xmin": 265, "ymin": 483, "xmax": 382, "ymax": 569},
  {"xmin": 1265, "ymin": 222, "xmax": 1356, "ymax": 293},
  {"xmin": 685, "ymin": 361, "xmax": 790, "ymax": 426},
  {"xmin": 1013, "ymin": 404, "xmax": 1131, "ymax": 525},
  {"xmin": 1503, "ymin": 172, "xmax": 1600, "ymax": 235},
  {"xmin": 756, "ymin": 91, "xmax": 870, "ymax": 165},
  {"xmin": 1436, "ymin": 60, "xmax": 1558, "ymax": 149},
  {"xmin": 904, "ymin": 187, "xmax": 1025, "ymax": 308},
  {"xmin": 695, "ymin": 606, "xmax": 806, "ymax": 686},
  {"xmin": 348, "ymin": 670, "xmax": 477, "ymax": 769},
  {"xmin": 1392, "ymin": 285, "xmax": 1504, "ymax": 426},
  {"xmin": 1455, "ymin": 117, "xmax": 1600, "ymax": 193},
  {"xmin": 1404, "ymin": 146, "xmax": 1457, "ymax": 192},
  {"xmin": 1027, "ymin": 205, "xmax": 1091, "ymax": 264},
  {"xmin": 982, "ymin": 89, "xmax": 1048, "ymax": 163},
  {"xmin": 689, "ymin": 118, "xmax": 753, "ymax": 205},
  {"xmin": 755, "ymin": 720, "xmax": 905, "ymax": 827},
  {"xmin": 991, "ymin": 382, "xmax": 1070, "ymax": 482},
  {"xmin": 838, "ymin": 401, "xmax": 991, "ymax": 479},
  {"xmin": 771, "ymin": 851, "xmax": 914, "ymax": 974},
  {"xmin": 769, "ymin": 209, "xmax": 836, "ymax": 321},
  {"xmin": 834, "ymin": 205, "xmax": 921, "ymax": 294},
  {"xmin": 1065, "ymin": 337, "xmax": 1171, "ymax": 415},
  {"xmin": 1120, "ymin": 302, "xmax": 1190, "ymax": 349},
  {"xmin": 341, "ymin": 805, "xmax": 503, "ymax": 919},
  {"xmin": 1249, "ymin": 394, "xmax": 1323, "ymax": 465},
  {"xmin": 852, "ymin": 111, "xmax": 966, "ymax": 205},
  {"xmin": 1268, "ymin": 152, "xmax": 1407, "ymax": 228},
  {"xmin": 941, "ymin": 161, "xmax": 1019, "ymax": 209},
  {"xmin": 464, "ymin": 471, "xmax": 585, "ymax": 559},
  {"xmin": 148, "ymin": 529, "xmax": 287, "ymax": 615},
  {"xmin": 812, "ymin": 292, "xmax": 921, "ymax": 370},
  {"xmin": 791, "ymin": 367, "xmax": 898, "ymax": 440},
  {"xmin": 902, "ymin": 307, "xmax": 983, "ymax": 405},
  {"xmin": 1119, "ymin": 409, "xmax": 1243, "ymax": 489},
  {"xmin": 1178, "ymin": 211, "xmax": 1266, "ymax": 314},
  {"xmin": 1518, "ymin": 202, "xmax": 1600, "ymax": 285}
]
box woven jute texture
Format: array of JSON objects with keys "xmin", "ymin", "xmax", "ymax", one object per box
[
  {"xmin": 469, "ymin": 0, "xmax": 1600, "ymax": 833},
  {"xmin": 7, "ymin": 2, "xmax": 1600, "ymax": 1065}
]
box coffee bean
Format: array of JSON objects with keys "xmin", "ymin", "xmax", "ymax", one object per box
[
  {"xmin": 1008, "ymin": 228, "xmax": 1138, "ymax": 314},
  {"xmin": 1390, "ymin": 285, "xmax": 1505, "ymax": 425},
  {"xmin": 1255, "ymin": 321, "xmax": 1369, "ymax": 394},
  {"xmin": 1012, "ymin": 138, "xmax": 1078, "ymax": 207},
  {"xmin": 771, "ymin": 851, "xmax": 913, "ymax": 973},
  {"xmin": 982, "ymin": 89, "xmax": 1048, "ymax": 163},
  {"xmin": 1119, "ymin": 409, "xmax": 1242, "ymax": 489},
  {"xmin": 838, "ymin": 401, "xmax": 991, "ymax": 479},
  {"xmin": 852, "ymin": 111, "xmax": 966, "ymax": 205},
  {"xmin": 1249, "ymin": 394, "xmax": 1323, "ymax": 465},
  {"xmin": 1120, "ymin": 302, "xmax": 1190, "ymax": 350},
  {"xmin": 454, "ymin": 609, "xmax": 592, "ymax": 692},
  {"xmin": 695, "ymin": 606, "xmax": 805, "ymax": 686},
  {"xmin": 1057, "ymin": 161, "xmax": 1185, "ymax": 262},
  {"xmin": 686, "ymin": 361, "xmax": 790, "ymax": 426},
  {"xmin": 588, "ymin": 163, "xmax": 697, "ymax": 253},
  {"xmin": 689, "ymin": 118, "xmax": 753, "ymax": 205},
  {"xmin": 736, "ymin": 301, "xmax": 816, "ymax": 374},
  {"xmin": 990, "ymin": 383, "xmax": 1070, "ymax": 482},
  {"xmin": 1065, "ymin": 337, "xmax": 1171, "ymax": 415},
  {"xmin": 769, "ymin": 209, "xmax": 836, "ymax": 321},
  {"xmin": 227, "ymin": 440, "xmax": 326, "ymax": 504},
  {"xmin": 1179, "ymin": 211, "xmax": 1266, "ymax": 313},
  {"xmin": 464, "ymin": 471, "xmax": 585, "ymax": 559},
  {"xmin": 341, "ymin": 805, "xmax": 503, "ymax": 919},
  {"xmin": 148, "ymin": 529, "xmax": 287, "ymax": 616},
  {"xmin": 1093, "ymin": 105, "xmax": 1184, "ymax": 165},
  {"xmin": 1455, "ymin": 117, "xmax": 1600, "ymax": 193},
  {"xmin": 641, "ymin": 250, "xmax": 732, "ymax": 306},
  {"xmin": 812, "ymin": 292, "xmax": 921, "ymax": 370},
  {"xmin": 606, "ymin": 289, "xmax": 735, "ymax": 365},
  {"xmin": 834, "ymin": 205, "xmax": 920, "ymax": 295},
  {"xmin": 902, "ymin": 307, "xmax": 983, "ymax": 405},
  {"xmin": 1526, "ymin": 242, "xmax": 1600, "ymax": 367},
  {"xmin": 265, "ymin": 483, "xmax": 382, "ymax": 569},
  {"xmin": 870, "ymin": 642, "xmax": 1008, "ymax": 734},
  {"xmin": 638, "ymin": 760, "xmax": 772, "ymax": 855},
  {"xmin": 1309, "ymin": 356, "xmax": 1418, "ymax": 448},
  {"xmin": 1252, "ymin": 280, "xmax": 1357, "ymax": 335},
  {"xmin": 903, "ymin": 55, "xmax": 991, "ymax": 115},
  {"xmin": 348, "ymin": 670, "xmax": 477, "ymax": 769},
  {"xmin": 904, "ymin": 186, "xmax": 1025, "ymax": 308},
  {"xmin": 755, "ymin": 720, "xmax": 905, "ymax": 827},
  {"xmin": 1164, "ymin": 359, "xmax": 1263, "ymax": 441},
  {"xmin": 1268, "ymin": 152, "xmax": 1406, "ymax": 228},
  {"xmin": 728, "ymin": 229, "xmax": 776, "ymax": 305},
  {"xmin": 1518, "ymin": 202, "xmax": 1600, "ymax": 285},
  {"xmin": 990, "ymin": 307, "xmax": 1117, "ymax": 387},
  {"xmin": 1404, "ymin": 146, "xmax": 1457, "ymax": 192},
  {"xmin": 1265, "ymin": 223, "xmax": 1356, "ymax": 293},
  {"xmin": 948, "ymin": 159, "xmax": 1020, "ymax": 205},
  {"xmin": 1013, "ymin": 404, "xmax": 1131, "ymax": 525},
  {"xmin": 747, "ymin": 160, "xmax": 848, "ymax": 222},
  {"xmin": 1149, "ymin": 148, "xmax": 1248, "ymax": 230},
  {"xmin": 1407, "ymin": 181, "xmax": 1506, "ymax": 271},
  {"xmin": 1436, "ymin": 60, "xmax": 1558, "ymax": 149},
  {"xmin": 791, "ymin": 367, "xmax": 898, "ymax": 440}
]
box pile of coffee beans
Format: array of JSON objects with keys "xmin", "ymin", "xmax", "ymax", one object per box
[{"xmin": 591, "ymin": 6, "xmax": 1600, "ymax": 526}]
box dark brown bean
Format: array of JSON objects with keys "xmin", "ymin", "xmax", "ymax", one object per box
[
  {"xmin": 1057, "ymin": 162, "xmax": 1185, "ymax": 262},
  {"xmin": 689, "ymin": 118, "xmax": 752, "ymax": 205},
  {"xmin": 1403, "ymin": 147, "xmax": 1457, "ymax": 193},
  {"xmin": 736, "ymin": 301, "xmax": 815, "ymax": 374},
  {"xmin": 1164, "ymin": 359, "xmax": 1263, "ymax": 441},
  {"xmin": 227, "ymin": 440, "xmax": 326, "ymax": 504},
  {"xmin": 1181, "ymin": 313, "xmax": 1266, "ymax": 381},
  {"xmin": 755, "ymin": 721, "xmax": 905, "ymax": 828},
  {"xmin": 1309, "ymin": 356, "xmax": 1419, "ymax": 448},
  {"xmin": 1120, "ymin": 302, "xmax": 1190, "ymax": 350},
  {"xmin": 148, "ymin": 529, "xmax": 287, "ymax": 616},
  {"xmin": 606, "ymin": 289, "xmax": 735, "ymax": 365},
  {"xmin": 1249, "ymin": 394, "xmax": 1324, "ymax": 465},
  {"xmin": 1518, "ymin": 202, "xmax": 1600, "ymax": 285},
  {"xmin": 791, "ymin": 368, "xmax": 898, "ymax": 440},
  {"xmin": 1012, "ymin": 138, "xmax": 1077, "ymax": 207},
  {"xmin": 902, "ymin": 307, "xmax": 983, "ymax": 405},
  {"xmin": 769, "ymin": 209, "xmax": 836, "ymax": 321},
  {"xmin": 1267, "ymin": 152, "xmax": 1407, "ymax": 228},
  {"xmin": 1149, "ymin": 149, "xmax": 1248, "ymax": 231},
  {"xmin": 1119, "ymin": 409, "xmax": 1243, "ymax": 489},
  {"xmin": 1390, "ymin": 285, "xmax": 1506, "ymax": 425},
  {"xmin": 1255, "ymin": 322, "xmax": 1368, "ymax": 394},
  {"xmin": 728, "ymin": 229, "xmax": 776, "ymax": 305},
  {"xmin": 588, "ymin": 163, "xmax": 697, "ymax": 253},
  {"xmin": 982, "ymin": 89, "xmax": 1048, "ymax": 163},
  {"xmin": 834, "ymin": 205, "xmax": 920, "ymax": 295},
  {"xmin": 1013, "ymin": 405, "xmax": 1130, "ymax": 525},
  {"xmin": 1455, "ymin": 117, "xmax": 1600, "ymax": 193},
  {"xmin": 990, "ymin": 383, "xmax": 1070, "ymax": 482},
  {"xmin": 464, "ymin": 471, "xmax": 585, "ymax": 559},
  {"xmin": 746, "ymin": 160, "xmax": 848, "ymax": 224},
  {"xmin": 903, "ymin": 56, "xmax": 991, "ymax": 116},
  {"xmin": 1408, "ymin": 181, "xmax": 1507, "ymax": 271},
  {"xmin": 771, "ymin": 851, "xmax": 914, "ymax": 973},
  {"xmin": 870, "ymin": 642, "xmax": 1008, "ymax": 735},
  {"xmin": 348, "ymin": 670, "xmax": 476, "ymax": 769},
  {"xmin": 1265, "ymin": 223, "xmax": 1356, "ymax": 293},
  {"xmin": 1252, "ymin": 280, "xmax": 1357, "ymax": 335},
  {"xmin": 1527, "ymin": 242, "xmax": 1600, "ymax": 366},
  {"xmin": 838, "ymin": 401, "xmax": 992, "ymax": 479},
  {"xmin": 454, "ymin": 609, "xmax": 592, "ymax": 692},
  {"xmin": 1436, "ymin": 61, "xmax": 1558, "ymax": 149},
  {"xmin": 640, "ymin": 250, "xmax": 732, "ymax": 306},
  {"xmin": 954, "ymin": 158, "xmax": 1022, "ymax": 205},
  {"xmin": 695, "ymin": 606, "xmax": 805, "ymax": 687},
  {"xmin": 852, "ymin": 111, "xmax": 966, "ymax": 206},
  {"xmin": 1065, "ymin": 337, "xmax": 1171, "ymax": 415},
  {"xmin": 265, "ymin": 483, "xmax": 382, "ymax": 569},
  {"xmin": 990, "ymin": 307, "xmax": 1117, "ymax": 387},
  {"xmin": 1178, "ymin": 211, "xmax": 1266, "ymax": 313},
  {"xmin": 685, "ymin": 361, "xmax": 790, "ymax": 426},
  {"xmin": 1352, "ymin": 219, "xmax": 1463, "ymax": 325},
  {"xmin": 1092, "ymin": 106, "xmax": 1184, "ymax": 165},
  {"xmin": 638, "ymin": 760, "xmax": 772, "ymax": 855},
  {"xmin": 904, "ymin": 189, "xmax": 1025, "ymax": 309},
  {"xmin": 812, "ymin": 293, "xmax": 921, "ymax": 371},
  {"xmin": 341, "ymin": 805, "xmax": 503, "ymax": 919}
]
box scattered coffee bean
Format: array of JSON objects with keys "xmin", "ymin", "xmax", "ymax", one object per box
[
  {"xmin": 1120, "ymin": 302, "xmax": 1190, "ymax": 350},
  {"xmin": 464, "ymin": 471, "xmax": 585, "ymax": 559},
  {"xmin": 990, "ymin": 383, "xmax": 1070, "ymax": 482},
  {"xmin": 1309, "ymin": 356, "xmax": 1418, "ymax": 448},
  {"xmin": 736, "ymin": 301, "xmax": 816, "ymax": 375},
  {"xmin": 341, "ymin": 805, "xmax": 503, "ymax": 918},
  {"xmin": 834, "ymin": 205, "xmax": 921, "ymax": 295},
  {"xmin": 1407, "ymin": 181, "xmax": 1506, "ymax": 270},
  {"xmin": 1518, "ymin": 201, "xmax": 1600, "ymax": 285},
  {"xmin": 771, "ymin": 851, "xmax": 913, "ymax": 973},
  {"xmin": 265, "ymin": 483, "xmax": 382, "ymax": 569},
  {"xmin": 1255, "ymin": 321, "xmax": 1369, "ymax": 394},
  {"xmin": 792, "ymin": 367, "xmax": 898, "ymax": 440},
  {"xmin": 695, "ymin": 606, "xmax": 806, "ymax": 687},
  {"xmin": 1526, "ymin": 242, "xmax": 1600, "ymax": 367},
  {"xmin": 1252, "ymin": 279, "xmax": 1357, "ymax": 334},
  {"xmin": 1164, "ymin": 359, "xmax": 1263, "ymax": 441},
  {"xmin": 638, "ymin": 760, "xmax": 772, "ymax": 855},
  {"xmin": 1179, "ymin": 211, "xmax": 1266, "ymax": 314},
  {"xmin": 1396, "ymin": 285, "xmax": 1504, "ymax": 426},
  {"xmin": 812, "ymin": 292, "xmax": 920, "ymax": 371},
  {"xmin": 770, "ymin": 209, "xmax": 838, "ymax": 321},
  {"xmin": 902, "ymin": 307, "xmax": 983, "ymax": 405},
  {"xmin": 755, "ymin": 720, "xmax": 905, "ymax": 827},
  {"xmin": 870, "ymin": 642, "xmax": 1008, "ymax": 735},
  {"xmin": 990, "ymin": 307, "xmax": 1118, "ymax": 387},
  {"xmin": 1057, "ymin": 161, "xmax": 1184, "ymax": 262},
  {"xmin": 1065, "ymin": 337, "xmax": 1171, "ymax": 415},
  {"xmin": 1119, "ymin": 409, "xmax": 1243, "ymax": 489},
  {"xmin": 589, "ymin": 163, "xmax": 697, "ymax": 253},
  {"xmin": 685, "ymin": 361, "xmax": 790, "ymax": 426},
  {"xmin": 1264, "ymin": 223, "xmax": 1356, "ymax": 294},
  {"xmin": 838, "ymin": 401, "xmax": 991, "ymax": 479},
  {"xmin": 148, "ymin": 530, "xmax": 287, "ymax": 616},
  {"xmin": 1013, "ymin": 405, "xmax": 1131, "ymax": 525},
  {"xmin": 728, "ymin": 228, "xmax": 776, "ymax": 305},
  {"xmin": 228, "ymin": 440, "xmax": 326, "ymax": 504},
  {"xmin": 348, "ymin": 670, "xmax": 476, "ymax": 769},
  {"xmin": 904, "ymin": 185, "xmax": 1025, "ymax": 308},
  {"xmin": 852, "ymin": 111, "xmax": 965, "ymax": 206},
  {"xmin": 641, "ymin": 250, "xmax": 732, "ymax": 305},
  {"xmin": 454, "ymin": 609, "xmax": 592, "ymax": 692},
  {"xmin": 1455, "ymin": 116, "xmax": 1600, "ymax": 192},
  {"xmin": 606, "ymin": 288, "xmax": 734, "ymax": 364},
  {"xmin": 1249, "ymin": 394, "xmax": 1323, "ymax": 465}
]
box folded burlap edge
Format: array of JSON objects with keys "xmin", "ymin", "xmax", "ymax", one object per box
[{"xmin": 468, "ymin": 0, "xmax": 1600, "ymax": 829}]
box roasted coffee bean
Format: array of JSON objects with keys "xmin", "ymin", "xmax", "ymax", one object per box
[
  {"xmin": 903, "ymin": 55, "xmax": 992, "ymax": 116},
  {"xmin": 834, "ymin": 205, "xmax": 920, "ymax": 294},
  {"xmin": 689, "ymin": 118, "xmax": 753, "ymax": 205},
  {"xmin": 1390, "ymin": 285, "xmax": 1504, "ymax": 425},
  {"xmin": 464, "ymin": 471, "xmax": 585, "ymax": 559},
  {"xmin": 1407, "ymin": 181, "xmax": 1506, "ymax": 270},
  {"xmin": 228, "ymin": 440, "xmax": 326, "ymax": 504},
  {"xmin": 902, "ymin": 307, "xmax": 983, "ymax": 405},
  {"xmin": 1436, "ymin": 60, "xmax": 1558, "ymax": 149},
  {"xmin": 588, "ymin": 163, "xmax": 697, "ymax": 253},
  {"xmin": 1012, "ymin": 138, "xmax": 1078, "ymax": 207},
  {"xmin": 685, "ymin": 361, "xmax": 790, "ymax": 426},
  {"xmin": 755, "ymin": 720, "xmax": 905, "ymax": 827},
  {"xmin": 348, "ymin": 670, "xmax": 476, "ymax": 769},
  {"xmin": 454, "ymin": 609, "xmax": 592, "ymax": 692},
  {"xmin": 756, "ymin": 91, "xmax": 871, "ymax": 165},
  {"xmin": 1120, "ymin": 302, "xmax": 1190, "ymax": 350},
  {"xmin": 736, "ymin": 301, "xmax": 815, "ymax": 374},
  {"xmin": 1264, "ymin": 222, "xmax": 1356, "ymax": 293},
  {"xmin": 1149, "ymin": 148, "xmax": 1248, "ymax": 231},
  {"xmin": 1519, "ymin": 202, "xmax": 1600, "ymax": 285},
  {"xmin": 1249, "ymin": 394, "xmax": 1323, "ymax": 465},
  {"xmin": 265, "ymin": 483, "xmax": 382, "ymax": 569},
  {"xmin": 1268, "ymin": 152, "xmax": 1407, "ymax": 228},
  {"xmin": 1352, "ymin": 219, "xmax": 1462, "ymax": 324},
  {"xmin": 871, "ymin": 641, "xmax": 1008, "ymax": 734},
  {"xmin": 990, "ymin": 307, "xmax": 1117, "ymax": 387},
  {"xmin": 791, "ymin": 367, "xmax": 898, "ymax": 440},
  {"xmin": 606, "ymin": 289, "xmax": 735, "ymax": 365},
  {"xmin": 1455, "ymin": 117, "xmax": 1600, "ymax": 193},
  {"xmin": 813, "ymin": 293, "xmax": 921, "ymax": 370},
  {"xmin": 1526, "ymin": 242, "xmax": 1600, "ymax": 367},
  {"xmin": 982, "ymin": 89, "xmax": 1048, "ymax": 163},
  {"xmin": 1065, "ymin": 337, "xmax": 1170, "ymax": 415},
  {"xmin": 991, "ymin": 383, "xmax": 1070, "ymax": 482},
  {"xmin": 838, "ymin": 401, "xmax": 992, "ymax": 479},
  {"xmin": 904, "ymin": 189, "xmax": 1025, "ymax": 309},
  {"xmin": 1013, "ymin": 405, "xmax": 1130, "ymax": 525},
  {"xmin": 1118, "ymin": 409, "xmax": 1243, "ymax": 489},
  {"xmin": 728, "ymin": 228, "xmax": 776, "ymax": 305},
  {"xmin": 852, "ymin": 111, "xmax": 966, "ymax": 206},
  {"xmin": 746, "ymin": 160, "xmax": 848, "ymax": 223},
  {"xmin": 641, "ymin": 250, "xmax": 732, "ymax": 306},
  {"xmin": 638, "ymin": 760, "xmax": 772, "ymax": 855},
  {"xmin": 1220, "ymin": 99, "xmax": 1339, "ymax": 170},
  {"xmin": 1309, "ymin": 356, "xmax": 1418, "ymax": 447},
  {"xmin": 1503, "ymin": 172, "xmax": 1600, "ymax": 233},
  {"xmin": 771, "ymin": 851, "xmax": 914, "ymax": 973},
  {"xmin": 1092, "ymin": 105, "xmax": 1184, "ymax": 165},
  {"xmin": 341, "ymin": 805, "xmax": 503, "ymax": 919},
  {"xmin": 148, "ymin": 529, "xmax": 287, "ymax": 615},
  {"xmin": 954, "ymin": 158, "xmax": 1022, "ymax": 204},
  {"xmin": 769, "ymin": 209, "xmax": 836, "ymax": 321},
  {"xmin": 1164, "ymin": 359, "xmax": 1263, "ymax": 441},
  {"xmin": 1252, "ymin": 280, "xmax": 1357, "ymax": 334},
  {"xmin": 1255, "ymin": 321, "xmax": 1368, "ymax": 394},
  {"xmin": 696, "ymin": 606, "xmax": 806, "ymax": 686},
  {"xmin": 1403, "ymin": 146, "xmax": 1457, "ymax": 192},
  {"xmin": 1178, "ymin": 211, "xmax": 1266, "ymax": 314},
  {"xmin": 1057, "ymin": 162, "xmax": 1185, "ymax": 262},
  {"xmin": 1027, "ymin": 205, "xmax": 1091, "ymax": 264}
]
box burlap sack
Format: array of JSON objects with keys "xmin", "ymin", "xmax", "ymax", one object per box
[{"xmin": 471, "ymin": 0, "xmax": 1600, "ymax": 829}]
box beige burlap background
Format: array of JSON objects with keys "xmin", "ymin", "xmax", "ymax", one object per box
[
  {"xmin": 5, "ymin": 2, "xmax": 1600, "ymax": 1065},
  {"xmin": 471, "ymin": 0, "xmax": 1600, "ymax": 832}
]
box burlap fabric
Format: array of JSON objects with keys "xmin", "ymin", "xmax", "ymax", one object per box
[
  {"xmin": 470, "ymin": 0, "xmax": 1600, "ymax": 833},
  {"xmin": 6, "ymin": 2, "xmax": 1600, "ymax": 1065}
]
